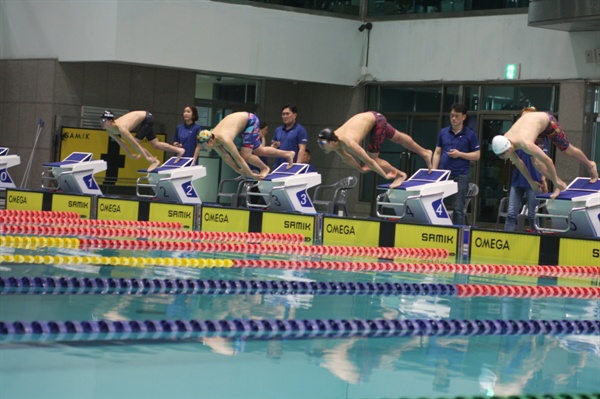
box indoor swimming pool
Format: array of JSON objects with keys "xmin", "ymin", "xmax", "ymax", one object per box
[{"xmin": 0, "ymin": 211, "xmax": 598, "ymax": 399}]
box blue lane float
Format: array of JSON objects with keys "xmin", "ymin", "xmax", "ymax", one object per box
[
  {"xmin": 0, "ymin": 276, "xmax": 458, "ymax": 296},
  {"xmin": 0, "ymin": 319, "xmax": 598, "ymax": 343}
]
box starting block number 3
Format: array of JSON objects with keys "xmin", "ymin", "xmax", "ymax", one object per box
[{"xmin": 296, "ymin": 190, "xmax": 313, "ymax": 208}]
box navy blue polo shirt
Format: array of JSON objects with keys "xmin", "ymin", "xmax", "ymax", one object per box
[
  {"xmin": 512, "ymin": 149, "xmax": 545, "ymax": 188},
  {"xmin": 272, "ymin": 122, "xmax": 308, "ymax": 167},
  {"xmin": 174, "ymin": 122, "xmax": 201, "ymax": 158},
  {"xmin": 435, "ymin": 125, "xmax": 480, "ymax": 176}
]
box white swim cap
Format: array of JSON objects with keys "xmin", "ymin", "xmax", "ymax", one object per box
[{"xmin": 492, "ymin": 135, "xmax": 511, "ymax": 155}]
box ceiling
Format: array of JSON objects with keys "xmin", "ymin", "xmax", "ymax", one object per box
[{"xmin": 528, "ymin": 0, "xmax": 600, "ymax": 32}]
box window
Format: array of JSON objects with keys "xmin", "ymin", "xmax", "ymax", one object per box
[
  {"xmin": 367, "ymin": 0, "xmax": 529, "ymax": 17},
  {"xmin": 380, "ymin": 86, "xmax": 442, "ymax": 113},
  {"xmin": 481, "ymin": 85, "xmax": 558, "ymax": 111},
  {"xmin": 218, "ymin": 0, "xmax": 527, "ymax": 19},
  {"xmin": 194, "ymin": 75, "xmax": 260, "ymax": 128}
]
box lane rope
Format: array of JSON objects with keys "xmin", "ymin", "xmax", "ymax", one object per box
[
  {"xmin": 1, "ymin": 224, "xmax": 303, "ymax": 244},
  {"xmin": 231, "ymin": 259, "xmax": 599, "ymax": 277},
  {"xmin": 1, "ymin": 277, "xmax": 598, "ymax": 298},
  {"xmin": 0, "ymin": 209, "xmax": 79, "ymax": 218},
  {"xmin": 0, "ymin": 252, "xmax": 596, "ymax": 278},
  {"xmin": 0, "ymin": 235, "xmax": 450, "ymax": 259},
  {"xmin": 1, "ymin": 318, "xmax": 598, "ymax": 343},
  {"xmin": 0, "ymin": 215, "xmax": 181, "ymax": 229}
]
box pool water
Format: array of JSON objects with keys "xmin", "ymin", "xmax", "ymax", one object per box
[{"xmin": 0, "ymin": 245, "xmax": 599, "ymax": 399}]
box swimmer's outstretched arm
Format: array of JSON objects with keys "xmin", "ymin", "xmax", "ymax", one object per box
[
  {"xmin": 214, "ymin": 145, "xmax": 261, "ymax": 179},
  {"xmin": 508, "ymin": 152, "xmax": 543, "ymax": 192},
  {"xmin": 335, "ymin": 149, "xmax": 364, "ymax": 173},
  {"xmin": 108, "ymin": 132, "xmax": 140, "ymax": 159},
  {"xmin": 344, "ymin": 142, "xmax": 395, "ymax": 179}
]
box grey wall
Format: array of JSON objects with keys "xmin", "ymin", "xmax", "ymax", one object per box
[
  {"xmin": 555, "ymin": 81, "xmax": 594, "ymax": 182},
  {"xmin": 0, "ymin": 1, "xmax": 362, "ymax": 86},
  {"xmin": 371, "ymin": 15, "xmax": 600, "ymax": 82}
]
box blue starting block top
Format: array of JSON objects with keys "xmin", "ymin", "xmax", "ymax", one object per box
[
  {"xmin": 265, "ymin": 163, "xmax": 311, "ymax": 180},
  {"xmin": 537, "ymin": 177, "xmax": 600, "ymax": 200},
  {"xmin": 378, "ymin": 169, "xmax": 450, "ymax": 190},
  {"xmin": 139, "ymin": 157, "xmax": 194, "ymax": 173},
  {"xmin": 43, "ymin": 152, "xmax": 93, "ymax": 167},
  {"xmin": 0, "ymin": 148, "xmax": 8, "ymax": 156}
]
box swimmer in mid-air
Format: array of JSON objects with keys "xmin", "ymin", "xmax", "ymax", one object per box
[
  {"xmin": 317, "ymin": 111, "xmax": 433, "ymax": 188},
  {"xmin": 100, "ymin": 110, "xmax": 184, "ymax": 172},
  {"xmin": 492, "ymin": 107, "xmax": 598, "ymax": 199},
  {"xmin": 196, "ymin": 112, "xmax": 295, "ymax": 179}
]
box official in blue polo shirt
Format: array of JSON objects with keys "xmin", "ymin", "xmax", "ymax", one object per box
[
  {"xmin": 505, "ymin": 147, "xmax": 547, "ymax": 232},
  {"xmin": 271, "ymin": 104, "xmax": 308, "ymax": 168},
  {"xmin": 432, "ymin": 103, "xmax": 480, "ymax": 225}
]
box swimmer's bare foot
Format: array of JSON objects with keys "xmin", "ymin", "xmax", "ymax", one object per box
[
  {"xmin": 132, "ymin": 153, "xmax": 141, "ymax": 159},
  {"xmin": 423, "ymin": 149, "xmax": 433, "ymax": 172},
  {"xmin": 147, "ymin": 159, "xmax": 160, "ymax": 172},
  {"xmin": 256, "ymin": 171, "xmax": 268, "ymax": 180},
  {"xmin": 175, "ymin": 148, "xmax": 185, "ymax": 163},
  {"xmin": 389, "ymin": 171, "xmax": 407, "ymax": 189},
  {"xmin": 549, "ymin": 179, "xmax": 567, "ymax": 199},
  {"xmin": 549, "ymin": 187, "xmax": 562, "ymax": 199},
  {"xmin": 588, "ymin": 161, "xmax": 598, "ymax": 183},
  {"xmin": 285, "ymin": 151, "xmax": 295, "ymax": 169}
]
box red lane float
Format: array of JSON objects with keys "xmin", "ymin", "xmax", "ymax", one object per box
[
  {"xmin": 0, "ymin": 215, "xmax": 181, "ymax": 229},
  {"xmin": 0, "ymin": 209, "xmax": 79, "ymax": 219},
  {"xmin": 0, "ymin": 224, "xmax": 305, "ymax": 245},
  {"xmin": 229, "ymin": 260, "xmax": 599, "ymax": 277},
  {"xmin": 456, "ymin": 284, "xmax": 600, "ymax": 299},
  {"xmin": 75, "ymin": 238, "xmax": 449, "ymax": 259},
  {"xmin": 1, "ymin": 216, "xmax": 304, "ymax": 244}
]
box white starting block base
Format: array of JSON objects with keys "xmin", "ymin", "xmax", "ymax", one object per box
[
  {"xmin": 376, "ymin": 169, "xmax": 457, "ymax": 225},
  {"xmin": 535, "ymin": 177, "xmax": 600, "ymax": 238},
  {"xmin": 41, "ymin": 152, "xmax": 106, "ymax": 195},
  {"xmin": 246, "ymin": 163, "xmax": 321, "ymax": 214},
  {"xmin": 0, "ymin": 148, "xmax": 20, "ymax": 189},
  {"xmin": 136, "ymin": 157, "xmax": 206, "ymax": 204}
]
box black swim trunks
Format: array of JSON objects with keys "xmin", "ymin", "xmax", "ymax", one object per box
[{"xmin": 134, "ymin": 112, "xmax": 157, "ymax": 142}]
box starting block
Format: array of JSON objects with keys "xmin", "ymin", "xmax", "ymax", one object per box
[
  {"xmin": 0, "ymin": 148, "xmax": 20, "ymax": 189},
  {"xmin": 535, "ymin": 177, "xmax": 600, "ymax": 238},
  {"xmin": 136, "ymin": 157, "xmax": 206, "ymax": 204},
  {"xmin": 375, "ymin": 169, "xmax": 457, "ymax": 225},
  {"xmin": 41, "ymin": 152, "xmax": 106, "ymax": 195},
  {"xmin": 246, "ymin": 163, "xmax": 321, "ymax": 214}
]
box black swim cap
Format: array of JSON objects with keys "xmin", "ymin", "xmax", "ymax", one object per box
[
  {"xmin": 100, "ymin": 110, "xmax": 115, "ymax": 120},
  {"xmin": 318, "ymin": 128, "xmax": 336, "ymax": 141}
]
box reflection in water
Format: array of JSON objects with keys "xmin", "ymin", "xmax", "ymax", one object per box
[
  {"xmin": 202, "ymin": 336, "xmax": 246, "ymax": 356},
  {"xmin": 321, "ymin": 339, "xmax": 362, "ymax": 384},
  {"xmin": 0, "ymin": 258, "xmax": 599, "ymax": 397},
  {"xmin": 189, "ymin": 330, "xmax": 598, "ymax": 398}
]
